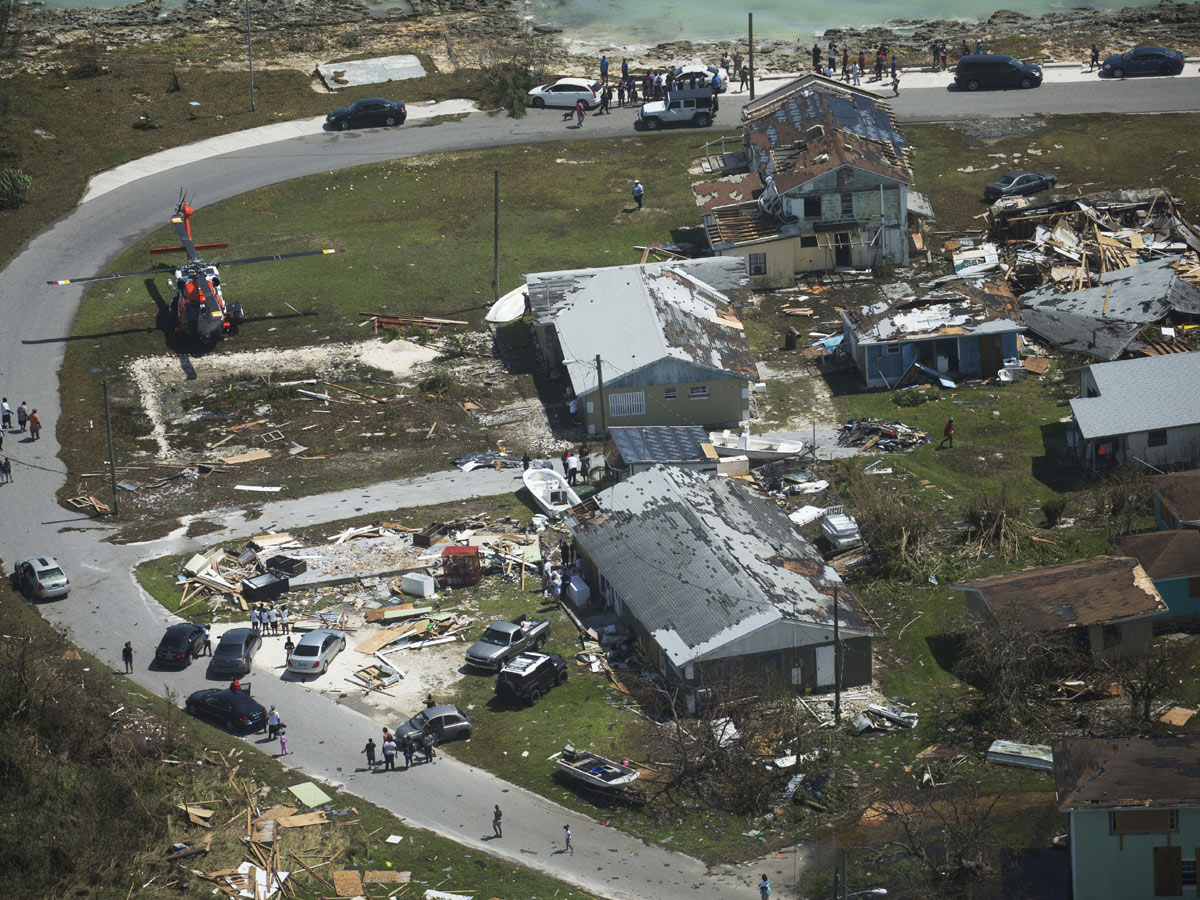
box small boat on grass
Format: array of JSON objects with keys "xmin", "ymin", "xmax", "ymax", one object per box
[
  {"xmin": 556, "ymin": 744, "xmax": 642, "ymax": 797},
  {"xmin": 522, "ymin": 466, "xmax": 581, "ymax": 517},
  {"xmin": 708, "ymin": 426, "xmax": 806, "ymax": 461},
  {"xmin": 485, "ymin": 284, "xmax": 528, "ymax": 324}
]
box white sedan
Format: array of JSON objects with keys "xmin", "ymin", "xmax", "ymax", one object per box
[{"xmin": 528, "ymin": 77, "xmax": 603, "ymax": 110}]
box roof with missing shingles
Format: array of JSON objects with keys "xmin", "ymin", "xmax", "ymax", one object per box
[{"xmin": 1054, "ymin": 735, "xmax": 1200, "ymax": 810}]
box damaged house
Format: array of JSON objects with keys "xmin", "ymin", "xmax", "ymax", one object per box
[
  {"xmin": 1112, "ymin": 530, "xmax": 1200, "ymax": 626},
  {"xmin": 691, "ymin": 74, "xmax": 912, "ymax": 289},
  {"xmin": 1021, "ymin": 256, "xmax": 1200, "ymax": 361},
  {"xmin": 566, "ymin": 466, "xmax": 873, "ymax": 696},
  {"xmin": 952, "ymin": 556, "xmax": 1166, "ymax": 657},
  {"xmin": 525, "ymin": 258, "xmax": 759, "ymax": 435},
  {"xmin": 839, "ymin": 278, "xmax": 1024, "ymax": 388},
  {"xmin": 1068, "ymin": 352, "xmax": 1200, "ymax": 471},
  {"xmin": 1053, "ymin": 734, "xmax": 1200, "ymax": 900},
  {"xmin": 1153, "ymin": 469, "xmax": 1200, "ymax": 530}
]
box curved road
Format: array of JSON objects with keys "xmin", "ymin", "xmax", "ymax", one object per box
[{"xmin": 1, "ymin": 70, "xmax": 1198, "ymax": 900}]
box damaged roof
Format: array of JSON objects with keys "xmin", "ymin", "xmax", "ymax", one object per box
[
  {"xmin": 525, "ymin": 259, "xmax": 758, "ymax": 396},
  {"xmin": 842, "ymin": 278, "xmax": 1023, "ymax": 344},
  {"xmin": 703, "ymin": 203, "xmax": 796, "ymax": 248},
  {"xmin": 1112, "ymin": 529, "xmax": 1200, "ymax": 580},
  {"xmin": 1153, "ymin": 469, "xmax": 1200, "ymax": 527},
  {"xmin": 741, "ymin": 74, "xmax": 911, "ymax": 193},
  {"xmin": 566, "ymin": 466, "xmax": 869, "ymax": 668},
  {"xmin": 953, "ymin": 555, "xmax": 1166, "ymax": 630},
  {"xmin": 606, "ymin": 426, "xmax": 714, "ymax": 466},
  {"xmin": 1070, "ymin": 352, "xmax": 1200, "ymax": 439},
  {"xmin": 692, "ymin": 171, "xmax": 766, "ymax": 215},
  {"xmin": 1054, "ymin": 735, "xmax": 1200, "ymax": 811},
  {"xmin": 1020, "ymin": 258, "xmax": 1200, "ymax": 360}
]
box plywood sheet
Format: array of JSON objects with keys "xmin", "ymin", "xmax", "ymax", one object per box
[
  {"xmin": 332, "ymin": 869, "xmax": 363, "ymax": 897},
  {"xmin": 278, "ymin": 811, "xmax": 329, "ymax": 828},
  {"xmin": 287, "ymin": 782, "xmax": 333, "ymax": 808},
  {"xmin": 364, "ymin": 870, "xmax": 411, "ymax": 883},
  {"xmin": 220, "ymin": 448, "xmax": 273, "ymax": 464}
]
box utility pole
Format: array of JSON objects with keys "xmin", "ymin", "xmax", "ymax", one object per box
[
  {"xmin": 748, "ymin": 12, "xmax": 755, "ymax": 100},
  {"xmin": 594, "ymin": 354, "xmax": 607, "ymax": 440},
  {"xmin": 833, "ymin": 587, "xmax": 841, "ymax": 724},
  {"xmin": 493, "ymin": 169, "xmax": 500, "ymax": 302},
  {"xmin": 102, "ymin": 380, "xmax": 118, "ymax": 517},
  {"xmin": 245, "ymin": 0, "xmax": 256, "ymax": 112}
]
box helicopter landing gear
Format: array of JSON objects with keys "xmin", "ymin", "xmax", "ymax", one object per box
[{"xmin": 227, "ymin": 302, "xmax": 245, "ymax": 325}]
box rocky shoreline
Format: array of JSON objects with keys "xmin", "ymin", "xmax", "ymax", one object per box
[{"xmin": 10, "ymin": 0, "xmax": 1200, "ymax": 74}]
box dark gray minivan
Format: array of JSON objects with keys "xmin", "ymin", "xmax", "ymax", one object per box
[{"xmin": 953, "ymin": 54, "xmax": 1043, "ymax": 91}]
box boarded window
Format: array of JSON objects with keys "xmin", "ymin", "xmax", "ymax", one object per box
[
  {"xmin": 689, "ymin": 386, "xmax": 709, "ymax": 400},
  {"xmin": 748, "ymin": 253, "xmax": 767, "ymax": 276},
  {"xmin": 607, "ymin": 391, "xmax": 645, "ymax": 418},
  {"xmin": 1189, "ymin": 576, "xmax": 1200, "ymax": 598},
  {"xmin": 1112, "ymin": 810, "xmax": 1175, "ymax": 834},
  {"xmin": 803, "ymin": 196, "xmax": 821, "ymax": 218},
  {"xmin": 1148, "ymin": 429, "xmax": 1168, "ymax": 447},
  {"xmin": 1154, "ymin": 845, "xmax": 1182, "ymax": 896},
  {"xmin": 800, "ymin": 235, "xmax": 818, "ymax": 248},
  {"xmin": 663, "ymin": 388, "xmax": 676, "ymax": 401},
  {"xmin": 886, "ymin": 344, "xmax": 900, "ymax": 354}
]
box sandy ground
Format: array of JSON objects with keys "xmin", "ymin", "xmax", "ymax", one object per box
[{"xmin": 206, "ymin": 617, "xmax": 471, "ymax": 727}]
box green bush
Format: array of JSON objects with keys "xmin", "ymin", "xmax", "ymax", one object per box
[
  {"xmin": 480, "ymin": 64, "xmax": 538, "ymax": 119},
  {"xmin": 0, "ymin": 166, "xmax": 31, "ymax": 209},
  {"xmin": 892, "ymin": 389, "xmax": 928, "ymax": 407}
]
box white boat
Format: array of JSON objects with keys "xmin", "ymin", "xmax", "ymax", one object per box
[
  {"xmin": 707, "ymin": 427, "xmax": 806, "ymax": 461},
  {"xmin": 484, "ymin": 284, "xmax": 528, "ymax": 324},
  {"xmin": 821, "ymin": 505, "xmax": 863, "ymax": 551},
  {"xmin": 556, "ymin": 744, "xmax": 640, "ymax": 790},
  {"xmin": 522, "ymin": 466, "xmax": 581, "ymax": 516}
]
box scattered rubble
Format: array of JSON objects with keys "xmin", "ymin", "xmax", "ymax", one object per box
[{"xmin": 837, "ymin": 418, "xmax": 931, "ymax": 451}]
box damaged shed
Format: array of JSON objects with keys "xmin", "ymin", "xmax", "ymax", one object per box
[
  {"xmin": 1068, "ymin": 352, "xmax": 1200, "ymax": 471},
  {"xmin": 565, "ymin": 465, "xmax": 873, "ymax": 694},
  {"xmin": 525, "ymin": 259, "xmax": 758, "ymax": 434},
  {"xmin": 952, "ymin": 555, "xmax": 1167, "ymax": 658},
  {"xmin": 839, "ymin": 278, "xmax": 1024, "ymax": 388}
]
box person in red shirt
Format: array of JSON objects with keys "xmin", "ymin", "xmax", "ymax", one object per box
[{"xmin": 938, "ymin": 417, "xmax": 955, "ymax": 449}]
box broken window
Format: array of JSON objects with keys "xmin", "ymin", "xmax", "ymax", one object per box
[
  {"xmin": 803, "ymin": 196, "xmax": 821, "ymax": 218},
  {"xmin": 689, "ymin": 386, "xmax": 709, "ymax": 400},
  {"xmin": 1148, "ymin": 430, "xmax": 1168, "ymax": 447},
  {"xmin": 748, "ymin": 253, "xmax": 767, "ymax": 276},
  {"xmin": 800, "ymin": 235, "xmax": 818, "ymax": 248},
  {"xmin": 840, "ymin": 193, "xmax": 854, "ymax": 217},
  {"xmin": 886, "ymin": 344, "xmax": 900, "ymax": 354},
  {"xmin": 608, "ymin": 392, "xmax": 645, "ymax": 417}
]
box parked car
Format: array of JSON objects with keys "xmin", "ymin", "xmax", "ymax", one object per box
[
  {"xmin": 326, "ymin": 97, "xmax": 407, "ymax": 130},
  {"xmin": 527, "ymin": 77, "xmax": 602, "ymax": 110},
  {"xmin": 208, "ymin": 627, "xmax": 262, "ymax": 676},
  {"xmin": 185, "ymin": 686, "xmax": 267, "ymax": 733},
  {"xmin": 671, "ymin": 64, "xmax": 727, "ymax": 93},
  {"xmin": 983, "ymin": 170, "xmax": 1057, "ymax": 202},
  {"xmin": 286, "ymin": 628, "xmax": 346, "ymax": 675},
  {"xmin": 638, "ymin": 88, "xmax": 716, "ymax": 130},
  {"xmin": 9, "ymin": 555, "xmax": 69, "ymax": 599},
  {"xmin": 953, "ymin": 54, "xmax": 1042, "ymax": 91},
  {"xmin": 465, "ymin": 615, "xmax": 550, "ymax": 670},
  {"xmin": 495, "ymin": 652, "xmax": 568, "ymax": 706},
  {"xmin": 1101, "ymin": 46, "xmax": 1185, "ymax": 78},
  {"xmin": 155, "ymin": 623, "xmax": 205, "ymax": 668},
  {"xmin": 396, "ymin": 704, "xmax": 472, "ymax": 744}
]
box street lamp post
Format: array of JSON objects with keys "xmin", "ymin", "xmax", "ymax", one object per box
[{"xmin": 562, "ymin": 356, "xmax": 608, "ymax": 440}]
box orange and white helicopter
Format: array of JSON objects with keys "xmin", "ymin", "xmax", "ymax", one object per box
[{"xmin": 49, "ymin": 196, "xmax": 344, "ymax": 345}]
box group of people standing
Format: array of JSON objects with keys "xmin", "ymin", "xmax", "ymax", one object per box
[
  {"xmin": 812, "ymin": 40, "xmax": 901, "ymax": 93},
  {"xmin": 249, "ymin": 603, "xmax": 290, "ymax": 635},
  {"xmin": 0, "ymin": 397, "xmax": 39, "ymax": 484},
  {"xmin": 366, "ymin": 724, "xmax": 437, "ymax": 771}
]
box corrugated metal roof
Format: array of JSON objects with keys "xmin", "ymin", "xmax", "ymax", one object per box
[
  {"xmin": 566, "ymin": 466, "xmax": 868, "ymax": 668},
  {"xmin": 525, "ymin": 260, "xmax": 758, "ymax": 396},
  {"xmin": 1070, "ymin": 351, "xmax": 1200, "ymax": 438},
  {"xmin": 607, "ymin": 426, "xmax": 712, "ymax": 465}
]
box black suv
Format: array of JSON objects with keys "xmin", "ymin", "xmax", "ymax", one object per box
[
  {"xmin": 954, "ymin": 54, "xmax": 1042, "ymax": 91},
  {"xmin": 495, "ymin": 652, "xmax": 568, "ymax": 706}
]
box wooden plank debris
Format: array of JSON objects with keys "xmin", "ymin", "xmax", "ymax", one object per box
[{"xmin": 332, "ymin": 869, "xmax": 364, "ymax": 897}]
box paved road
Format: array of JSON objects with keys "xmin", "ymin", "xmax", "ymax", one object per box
[{"xmin": 2, "ymin": 59, "xmax": 1198, "ymax": 900}]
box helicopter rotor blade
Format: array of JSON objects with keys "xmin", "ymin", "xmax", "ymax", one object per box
[
  {"xmin": 48, "ymin": 266, "xmax": 173, "ymax": 286},
  {"xmin": 217, "ymin": 248, "xmax": 345, "ymax": 268},
  {"xmin": 171, "ymin": 216, "xmax": 199, "ymax": 259}
]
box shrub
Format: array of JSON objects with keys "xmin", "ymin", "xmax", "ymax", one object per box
[
  {"xmin": 480, "ymin": 64, "xmax": 539, "ymax": 119},
  {"xmin": 1041, "ymin": 494, "xmax": 1068, "ymax": 527},
  {"xmin": 0, "ymin": 166, "xmax": 31, "ymax": 209},
  {"xmin": 892, "ymin": 389, "xmax": 927, "ymax": 407}
]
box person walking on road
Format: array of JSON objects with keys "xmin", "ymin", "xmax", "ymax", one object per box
[
  {"xmin": 267, "ymin": 706, "xmax": 281, "ymax": 740},
  {"xmin": 574, "ymin": 99, "xmax": 586, "ymax": 127},
  {"xmin": 364, "ymin": 737, "xmax": 377, "ymax": 769},
  {"xmin": 122, "ymin": 641, "xmax": 134, "ymax": 673},
  {"xmin": 938, "ymin": 417, "xmax": 955, "ymax": 449},
  {"xmin": 493, "ymin": 804, "xmax": 503, "ymax": 838},
  {"xmin": 283, "ymin": 635, "xmax": 295, "ymax": 660},
  {"xmin": 402, "ymin": 735, "xmax": 415, "ymax": 769},
  {"xmin": 278, "ymin": 727, "xmax": 288, "ymax": 756},
  {"xmin": 202, "ymin": 624, "xmax": 212, "ymax": 656},
  {"xmin": 1, "ymin": 398, "xmax": 10, "ymax": 431},
  {"xmin": 422, "ymin": 730, "xmax": 436, "ymax": 763},
  {"xmin": 3, "ymin": 458, "xmax": 12, "ymax": 484},
  {"xmin": 600, "ymin": 55, "xmax": 609, "ymax": 84},
  {"xmin": 632, "ymin": 179, "xmax": 644, "ymax": 210},
  {"xmin": 16, "ymin": 401, "xmax": 28, "ymax": 433},
  {"xmin": 563, "ymin": 824, "xmax": 574, "ymax": 854},
  {"xmin": 1090, "ymin": 44, "xmax": 1100, "ymax": 71},
  {"xmin": 759, "ymin": 874, "xmax": 771, "ymax": 899},
  {"xmin": 279, "ymin": 605, "xmax": 289, "ymax": 635},
  {"xmin": 28, "ymin": 409, "xmax": 40, "ymax": 441},
  {"xmin": 0, "ymin": 452, "xmax": 7, "ymax": 483}
]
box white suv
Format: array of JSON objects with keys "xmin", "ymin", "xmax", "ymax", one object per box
[{"xmin": 528, "ymin": 77, "xmax": 603, "ymax": 110}]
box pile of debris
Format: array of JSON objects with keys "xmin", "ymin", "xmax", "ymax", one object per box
[{"xmin": 837, "ymin": 418, "xmax": 930, "ymax": 452}]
